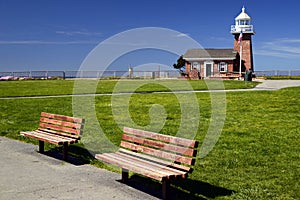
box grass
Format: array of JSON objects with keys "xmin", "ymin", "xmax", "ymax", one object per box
[
  {"xmin": 262, "ymin": 76, "xmax": 300, "ymax": 80},
  {"xmin": 0, "ymin": 80, "xmax": 299, "ymax": 199},
  {"xmin": 0, "ymin": 79, "xmax": 259, "ymax": 97}
]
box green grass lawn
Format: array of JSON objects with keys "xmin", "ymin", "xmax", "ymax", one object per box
[
  {"xmin": 0, "ymin": 79, "xmax": 258, "ymax": 97},
  {"xmin": 0, "ymin": 80, "xmax": 299, "ymax": 199},
  {"xmin": 263, "ymin": 76, "xmax": 300, "ymax": 80}
]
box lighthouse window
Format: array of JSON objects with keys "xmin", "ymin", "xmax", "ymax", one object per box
[
  {"xmin": 239, "ymin": 20, "xmax": 250, "ymax": 25},
  {"xmin": 219, "ymin": 62, "xmax": 228, "ymax": 72}
]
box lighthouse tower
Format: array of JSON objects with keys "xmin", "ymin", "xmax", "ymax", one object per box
[{"xmin": 231, "ymin": 7, "xmax": 255, "ymax": 73}]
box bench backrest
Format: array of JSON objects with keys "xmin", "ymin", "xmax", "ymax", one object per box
[
  {"xmin": 121, "ymin": 127, "xmax": 198, "ymax": 172},
  {"xmin": 38, "ymin": 112, "xmax": 85, "ymax": 140}
]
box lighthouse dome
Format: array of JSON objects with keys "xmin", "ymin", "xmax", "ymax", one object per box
[{"xmin": 235, "ymin": 7, "xmax": 251, "ymax": 20}]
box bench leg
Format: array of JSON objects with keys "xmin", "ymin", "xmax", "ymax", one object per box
[
  {"xmin": 121, "ymin": 168, "xmax": 129, "ymax": 183},
  {"xmin": 162, "ymin": 178, "xmax": 170, "ymax": 200},
  {"xmin": 39, "ymin": 141, "xmax": 44, "ymax": 153},
  {"xmin": 63, "ymin": 142, "xmax": 68, "ymax": 161}
]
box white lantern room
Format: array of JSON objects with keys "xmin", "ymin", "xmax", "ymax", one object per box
[{"xmin": 231, "ymin": 7, "xmax": 254, "ymax": 34}]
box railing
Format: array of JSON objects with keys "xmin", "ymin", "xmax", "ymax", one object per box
[
  {"xmin": 254, "ymin": 70, "xmax": 300, "ymax": 77},
  {"xmin": 1, "ymin": 70, "xmax": 299, "ymax": 80},
  {"xmin": 0, "ymin": 70, "xmax": 181, "ymax": 80},
  {"xmin": 231, "ymin": 25, "xmax": 254, "ymax": 33}
]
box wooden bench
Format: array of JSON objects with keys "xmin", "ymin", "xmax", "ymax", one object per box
[
  {"xmin": 95, "ymin": 127, "xmax": 198, "ymax": 200},
  {"xmin": 20, "ymin": 112, "xmax": 84, "ymax": 161}
]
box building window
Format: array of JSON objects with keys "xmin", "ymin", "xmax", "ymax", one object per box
[
  {"xmin": 192, "ymin": 62, "xmax": 200, "ymax": 72},
  {"xmin": 238, "ymin": 20, "xmax": 250, "ymax": 25},
  {"xmin": 219, "ymin": 62, "xmax": 228, "ymax": 72}
]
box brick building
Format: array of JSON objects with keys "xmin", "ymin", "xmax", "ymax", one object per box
[{"xmin": 183, "ymin": 7, "xmax": 254, "ymax": 79}]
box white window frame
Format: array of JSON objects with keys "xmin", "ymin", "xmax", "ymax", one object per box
[
  {"xmin": 219, "ymin": 62, "xmax": 228, "ymax": 72},
  {"xmin": 192, "ymin": 62, "xmax": 200, "ymax": 72}
]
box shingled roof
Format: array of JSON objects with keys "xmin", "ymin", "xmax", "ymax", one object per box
[{"xmin": 183, "ymin": 49, "xmax": 238, "ymax": 61}]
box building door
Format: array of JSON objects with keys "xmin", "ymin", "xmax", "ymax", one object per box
[{"xmin": 204, "ymin": 62, "xmax": 213, "ymax": 77}]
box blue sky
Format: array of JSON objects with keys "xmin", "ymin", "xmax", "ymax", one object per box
[{"xmin": 0, "ymin": 0, "xmax": 300, "ymax": 72}]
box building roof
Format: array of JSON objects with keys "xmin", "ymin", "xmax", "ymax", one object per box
[
  {"xmin": 235, "ymin": 7, "xmax": 251, "ymax": 20},
  {"xmin": 183, "ymin": 48, "xmax": 238, "ymax": 61}
]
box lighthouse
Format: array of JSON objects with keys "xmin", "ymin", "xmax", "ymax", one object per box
[{"xmin": 231, "ymin": 6, "xmax": 255, "ymax": 76}]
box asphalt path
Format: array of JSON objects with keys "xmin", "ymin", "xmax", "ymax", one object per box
[
  {"xmin": 251, "ymin": 79, "xmax": 300, "ymax": 90},
  {"xmin": 0, "ymin": 137, "xmax": 159, "ymax": 200}
]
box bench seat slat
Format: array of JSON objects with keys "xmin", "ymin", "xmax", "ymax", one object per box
[
  {"xmin": 21, "ymin": 131, "xmax": 64, "ymax": 145},
  {"xmin": 35, "ymin": 130, "xmax": 77, "ymax": 143},
  {"xmin": 115, "ymin": 151, "xmax": 187, "ymax": 177},
  {"xmin": 118, "ymin": 148, "xmax": 191, "ymax": 172},
  {"xmin": 96, "ymin": 153, "xmax": 164, "ymax": 181},
  {"xmin": 120, "ymin": 141, "xmax": 194, "ymax": 165},
  {"xmin": 103, "ymin": 153, "xmax": 178, "ymax": 178},
  {"xmin": 122, "ymin": 134, "xmax": 195, "ymax": 156},
  {"xmin": 21, "ymin": 130, "xmax": 77, "ymax": 145},
  {"xmin": 96, "ymin": 153, "xmax": 180, "ymax": 181},
  {"xmin": 37, "ymin": 128, "xmax": 80, "ymax": 139}
]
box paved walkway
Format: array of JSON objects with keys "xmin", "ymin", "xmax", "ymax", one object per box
[
  {"xmin": 252, "ymin": 79, "xmax": 300, "ymax": 90},
  {"xmin": 0, "ymin": 137, "xmax": 159, "ymax": 200}
]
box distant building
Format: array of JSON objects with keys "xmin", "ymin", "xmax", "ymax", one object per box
[{"xmin": 183, "ymin": 7, "xmax": 255, "ymax": 79}]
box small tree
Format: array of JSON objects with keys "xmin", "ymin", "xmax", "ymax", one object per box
[{"xmin": 173, "ymin": 55, "xmax": 187, "ymax": 75}]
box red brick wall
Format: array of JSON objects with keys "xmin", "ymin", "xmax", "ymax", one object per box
[
  {"xmin": 233, "ymin": 33, "xmax": 254, "ymax": 72},
  {"xmin": 185, "ymin": 62, "xmax": 191, "ymax": 74}
]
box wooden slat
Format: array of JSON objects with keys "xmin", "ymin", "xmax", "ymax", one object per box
[
  {"xmin": 40, "ymin": 117, "xmax": 82, "ymax": 129},
  {"xmin": 37, "ymin": 128, "xmax": 80, "ymax": 139},
  {"xmin": 41, "ymin": 112, "xmax": 84, "ymax": 123},
  {"xmin": 122, "ymin": 134, "xmax": 195, "ymax": 156},
  {"xmin": 22, "ymin": 130, "xmax": 77, "ymax": 145},
  {"xmin": 109, "ymin": 153, "xmax": 179, "ymax": 177},
  {"xmin": 39, "ymin": 122, "xmax": 81, "ymax": 135},
  {"xmin": 115, "ymin": 151, "xmax": 187, "ymax": 178},
  {"xmin": 119, "ymin": 148, "xmax": 191, "ymax": 172},
  {"xmin": 123, "ymin": 127, "xmax": 197, "ymax": 148},
  {"xmin": 35, "ymin": 130, "xmax": 77, "ymax": 143},
  {"xmin": 21, "ymin": 131, "xmax": 63, "ymax": 145},
  {"xmin": 96, "ymin": 153, "xmax": 171, "ymax": 181},
  {"xmin": 120, "ymin": 141, "xmax": 194, "ymax": 165}
]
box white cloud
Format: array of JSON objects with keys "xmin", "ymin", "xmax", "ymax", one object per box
[
  {"xmin": 175, "ymin": 33, "xmax": 190, "ymax": 38},
  {"xmin": 0, "ymin": 40, "xmax": 99, "ymax": 45},
  {"xmin": 256, "ymin": 38, "xmax": 300, "ymax": 58},
  {"xmin": 55, "ymin": 30, "xmax": 102, "ymax": 36},
  {"xmin": 254, "ymin": 49, "xmax": 298, "ymax": 58}
]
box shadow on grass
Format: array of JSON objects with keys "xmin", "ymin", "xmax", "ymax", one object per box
[{"xmin": 118, "ymin": 174, "xmax": 234, "ymax": 200}]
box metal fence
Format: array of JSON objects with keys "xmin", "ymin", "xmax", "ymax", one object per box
[
  {"xmin": 254, "ymin": 70, "xmax": 300, "ymax": 77},
  {"xmin": 0, "ymin": 70, "xmax": 181, "ymax": 79},
  {"xmin": 0, "ymin": 70, "xmax": 299, "ymax": 80}
]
